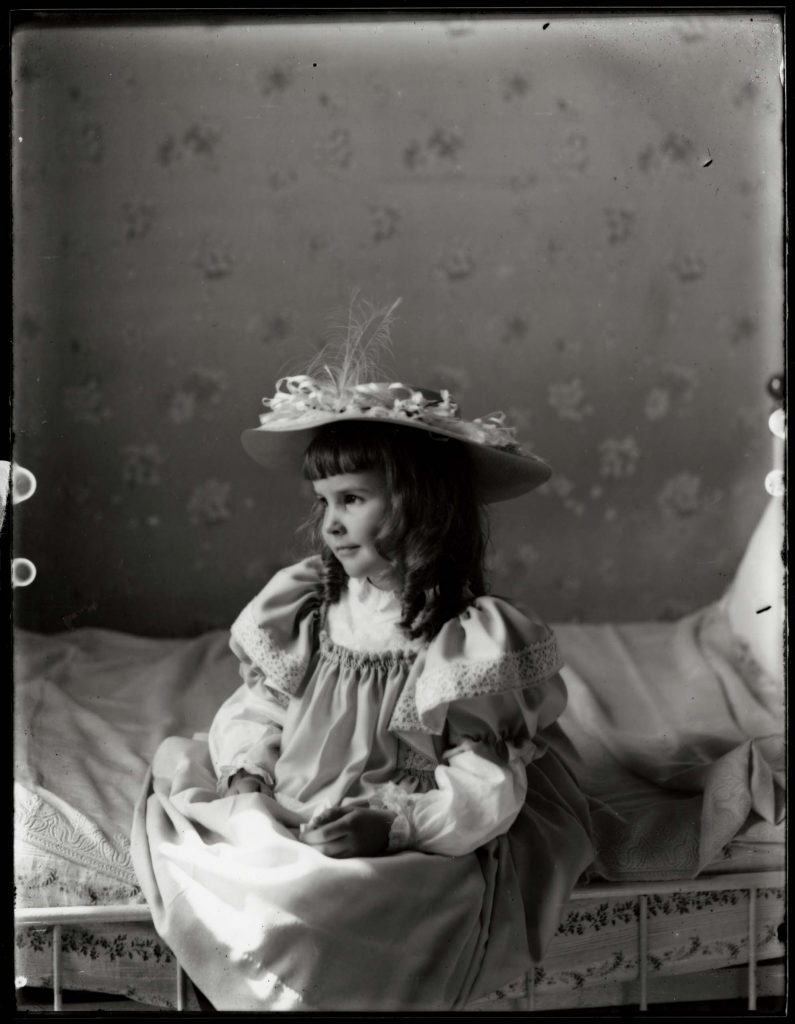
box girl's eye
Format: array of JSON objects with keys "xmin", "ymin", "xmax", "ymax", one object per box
[{"xmin": 344, "ymin": 494, "xmax": 362, "ymax": 505}]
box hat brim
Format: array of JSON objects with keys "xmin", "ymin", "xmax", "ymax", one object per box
[{"xmin": 241, "ymin": 412, "xmax": 551, "ymax": 503}]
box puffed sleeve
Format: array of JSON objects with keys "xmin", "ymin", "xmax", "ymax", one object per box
[
  {"xmin": 207, "ymin": 556, "xmax": 323, "ymax": 795},
  {"xmin": 372, "ymin": 596, "xmax": 567, "ymax": 855}
]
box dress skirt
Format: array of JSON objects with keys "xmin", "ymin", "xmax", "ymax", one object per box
[{"xmin": 130, "ymin": 730, "xmax": 593, "ymax": 1011}]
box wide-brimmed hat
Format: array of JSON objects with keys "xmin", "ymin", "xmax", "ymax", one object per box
[{"xmin": 241, "ymin": 376, "xmax": 551, "ymax": 503}]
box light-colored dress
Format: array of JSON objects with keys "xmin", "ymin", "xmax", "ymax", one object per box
[{"xmin": 131, "ymin": 557, "xmax": 594, "ymax": 1011}]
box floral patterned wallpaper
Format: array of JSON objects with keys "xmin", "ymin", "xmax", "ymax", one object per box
[{"xmin": 11, "ymin": 14, "xmax": 783, "ymax": 636}]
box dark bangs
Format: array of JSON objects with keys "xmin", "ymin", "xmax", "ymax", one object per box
[{"xmin": 302, "ymin": 422, "xmax": 386, "ymax": 482}]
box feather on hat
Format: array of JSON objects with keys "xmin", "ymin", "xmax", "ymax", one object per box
[{"xmin": 241, "ymin": 296, "xmax": 552, "ymax": 503}]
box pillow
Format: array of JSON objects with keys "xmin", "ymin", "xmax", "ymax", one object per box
[{"xmin": 721, "ymin": 495, "xmax": 785, "ymax": 687}]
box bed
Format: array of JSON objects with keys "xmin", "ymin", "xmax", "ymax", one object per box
[{"xmin": 13, "ymin": 500, "xmax": 785, "ymax": 1012}]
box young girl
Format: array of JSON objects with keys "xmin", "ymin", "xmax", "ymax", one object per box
[{"xmin": 131, "ymin": 304, "xmax": 594, "ymax": 1011}]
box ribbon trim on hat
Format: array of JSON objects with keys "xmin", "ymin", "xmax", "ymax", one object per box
[{"xmin": 259, "ymin": 376, "xmax": 525, "ymax": 454}]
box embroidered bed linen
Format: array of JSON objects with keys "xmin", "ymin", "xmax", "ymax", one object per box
[{"xmin": 14, "ymin": 591, "xmax": 784, "ymax": 1007}]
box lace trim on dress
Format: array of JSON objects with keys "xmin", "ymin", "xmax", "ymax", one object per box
[
  {"xmin": 261, "ymin": 684, "xmax": 290, "ymax": 709},
  {"xmin": 390, "ymin": 677, "xmax": 423, "ymax": 732},
  {"xmin": 231, "ymin": 603, "xmax": 317, "ymax": 695},
  {"xmin": 369, "ymin": 782, "xmax": 414, "ymax": 852},
  {"xmin": 386, "ymin": 811, "xmax": 412, "ymax": 852},
  {"xmin": 396, "ymin": 740, "xmax": 438, "ymax": 776},
  {"xmin": 389, "ymin": 631, "xmax": 563, "ymax": 734}
]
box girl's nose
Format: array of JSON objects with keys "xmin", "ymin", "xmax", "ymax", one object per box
[{"xmin": 324, "ymin": 507, "xmax": 344, "ymax": 535}]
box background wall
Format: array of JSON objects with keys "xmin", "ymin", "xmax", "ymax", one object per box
[{"xmin": 11, "ymin": 13, "xmax": 783, "ymax": 636}]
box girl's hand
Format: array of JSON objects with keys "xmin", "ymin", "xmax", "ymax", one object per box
[{"xmin": 300, "ymin": 806, "xmax": 394, "ymax": 858}]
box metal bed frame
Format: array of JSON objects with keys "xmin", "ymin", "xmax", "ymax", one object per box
[{"xmin": 15, "ymin": 870, "xmax": 785, "ymax": 1013}]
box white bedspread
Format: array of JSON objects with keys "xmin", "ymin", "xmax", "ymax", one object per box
[
  {"xmin": 555, "ymin": 600, "xmax": 783, "ymax": 880},
  {"xmin": 13, "ymin": 598, "xmax": 784, "ymax": 907}
]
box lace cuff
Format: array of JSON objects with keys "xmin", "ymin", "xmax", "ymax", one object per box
[
  {"xmin": 386, "ymin": 810, "xmax": 412, "ymax": 852},
  {"xmin": 369, "ymin": 782, "xmax": 415, "ymax": 852},
  {"xmin": 216, "ymin": 764, "xmax": 275, "ymax": 796}
]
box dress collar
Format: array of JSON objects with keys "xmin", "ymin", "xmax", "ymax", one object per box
[{"xmin": 349, "ymin": 575, "xmax": 401, "ymax": 614}]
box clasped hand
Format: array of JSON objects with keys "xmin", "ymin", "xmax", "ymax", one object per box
[
  {"xmin": 225, "ymin": 774, "xmax": 393, "ymax": 857},
  {"xmin": 299, "ymin": 805, "xmax": 394, "ymax": 858}
]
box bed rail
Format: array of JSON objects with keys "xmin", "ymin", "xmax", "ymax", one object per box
[
  {"xmin": 15, "ymin": 871, "xmax": 785, "ymax": 1013},
  {"xmin": 566, "ymin": 872, "xmax": 785, "ymax": 1011},
  {"xmin": 14, "ymin": 906, "xmax": 188, "ymax": 1012}
]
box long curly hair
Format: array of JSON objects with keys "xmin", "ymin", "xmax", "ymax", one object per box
[{"xmin": 301, "ymin": 421, "xmax": 489, "ymax": 642}]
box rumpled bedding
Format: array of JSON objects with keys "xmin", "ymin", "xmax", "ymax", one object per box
[
  {"xmin": 14, "ymin": 598, "xmax": 783, "ymax": 903},
  {"xmin": 555, "ymin": 599, "xmax": 784, "ymax": 881},
  {"xmin": 13, "ymin": 598, "xmax": 784, "ymax": 1008}
]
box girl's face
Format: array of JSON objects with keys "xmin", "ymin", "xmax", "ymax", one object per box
[{"xmin": 312, "ymin": 471, "xmax": 398, "ymax": 588}]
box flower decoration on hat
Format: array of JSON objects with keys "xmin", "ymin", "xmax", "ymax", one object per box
[
  {"xmin": 257, "ymin": 294, "xmax": 524, "ymax": 454},
  {"xmin": 260, "ymin": 375, "xmax": 523, "ymax": 453},
  {"xmin": 242, "ymin": 292, "xmax": 551, "ymax": 502}
]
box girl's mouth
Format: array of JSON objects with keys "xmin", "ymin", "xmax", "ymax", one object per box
[{"xmin": 335, "ymin": 546, "xmax": 360, "ymax": 557}]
